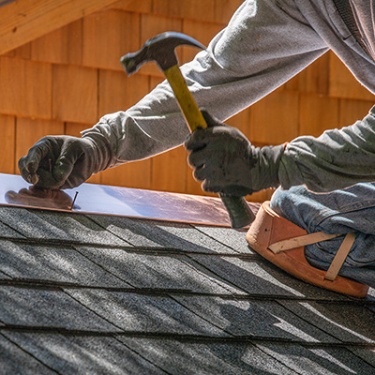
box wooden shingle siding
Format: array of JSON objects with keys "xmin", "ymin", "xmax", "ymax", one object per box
[
  {"xmin": 98, "ymin": 70, "xmax": 150, "ymax": 116},
  {"xmin": 82, "ymin": 10, "xmax": 140, "ymax": 72},
  {"xmin": 329, "ymin": 53, "xmax": 375, "ymax": 101},
  {"xmin": 299, "ymin": 94, "xmax": 340, "ymax": 137},
  {"xmin": 31, "ymin": 20, "xmax": 83, "ymax": 66},
  {"xmin": 110, "ymin": 0, "xmax": 153, "ymax": 13},
  {"xmin": 52, "ymin": 64, "xmax": 98, "ymax": 124},
  {"xmin": 0, "ymin": 115, "xmax": 15, "ymax": 174},
  {"xmin": 1, "ymin": 0, "xmax": 374, "ymax": 201},
  {"xmin": 249, "ymin": 90, "xmax": 300, "ymax": 143},
  {"xmin": 0, "ymin": 56, "xmax": 52, "ymax": 119}
]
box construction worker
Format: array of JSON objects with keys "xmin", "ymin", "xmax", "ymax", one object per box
[{"xmin": 19, "ymin": 1, "xmax": 375, "ymax": 290}]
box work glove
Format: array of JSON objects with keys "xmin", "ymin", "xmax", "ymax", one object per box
[
  {"xmin": 18, "ymin": 134, "xmax": 112, "ymax": 190},
  {"xmin": 184, "ymin": 111, "xmax": 285, "ymax": 196}
]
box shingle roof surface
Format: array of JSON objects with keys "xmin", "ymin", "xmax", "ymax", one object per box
[{"xmin": 0, "ymin": 204, "xmax": 374, "ymax": 374}]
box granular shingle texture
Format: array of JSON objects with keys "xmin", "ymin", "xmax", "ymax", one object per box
[{"xmin": 0, "ymin": 202, "xmax": 374, "ymax": 374}]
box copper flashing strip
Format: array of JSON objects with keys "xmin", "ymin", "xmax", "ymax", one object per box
[{"xmin": 0, "ymin": 173, "xmax": 255, "ymax": 227}]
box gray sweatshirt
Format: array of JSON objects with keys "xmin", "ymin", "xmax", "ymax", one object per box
[{"xmin": 83, "ymin": 0, "xmax": 375, "ymax": 192}]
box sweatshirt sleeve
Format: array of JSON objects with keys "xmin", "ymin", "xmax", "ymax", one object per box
[
  {"xmin": 279, "ymin": 106, "xmax": 375, "ymax": 191},
  {"xmin": 82, "ymin": 0, "xmax": 328, "ymax": 167}
]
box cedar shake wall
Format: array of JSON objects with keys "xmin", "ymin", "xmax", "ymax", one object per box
[{"xmin": 1, "ymin": 0, "xmax": 373, "ymax": 201}]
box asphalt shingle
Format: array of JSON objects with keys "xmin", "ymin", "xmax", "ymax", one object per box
[
  {"xmin": 64, "ymin": 289, "xmax": 227, "ymax": 336},
  {"xmin": 76, "ymin": 246, "xmax": 242, "ymax": 293},
  {"xmin": 193, "ymin": 225, "xmax": 253, "ymax": 254},
  {"xmin": 0, "ymin": 334, "xmax": 55, "ymax": 375},
  {"xmin": 2, "ymin": 332, "xmax": 166, "ymax": 375},
  {"xmin": 118, "ymin": 337, "xmax": 299, "ymax": 375},
  {"xmin": 173, "ymin": 296, "xmax": 338, "ymax": 343},
  {"xmin": 0, "ymin": 241, "xmax": 131, "ymax": 287},
  {"xmin": 0, "ymin": 208, "xmax": 127, "ymax": 245},
  {"xmin": 257, "ymin": 344, "xmax": 375, "ymax": 375},
  {"xmin": 279, "ymin": 300, "xmax": 375, "ymax": 344},
  {"xmin": 1, "ymin": 198, "xmax": 374, "ymax": 374},
  {"xmin": 188, "ymin": 254, "xmax": 346, "ymax": 299},
  {"xmin": 0, "ymin": 286, "xmax": 119, "ymax": 332},
  {"xmin": 89, "ymin": 215, "xmax": 240, "ymax": 254}
]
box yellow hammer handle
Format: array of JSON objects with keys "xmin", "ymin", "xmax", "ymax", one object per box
[
  {"xmin": 164, "ymin": 65, "xmax": 255, "ymax": 228},
  {"xmin": 164, "ymin": 65, "xmax": 207, "ymax": 131}
]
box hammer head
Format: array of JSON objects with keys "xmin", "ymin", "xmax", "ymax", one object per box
[{"xmin": 121, "ymin": 31, "xmax": 206, "ymax": 74}]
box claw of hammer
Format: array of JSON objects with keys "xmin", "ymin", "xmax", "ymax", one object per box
[
  {"xmin": 120, "ymin": 32, "xmax": 255, "ymax": 228},
  {"xmin": 121, "ymin": 32, "xmax": 207, "ymax": 131},
  {"xmin": 121, "ymin": 31, "xmax": 205, "ymax": 73}
]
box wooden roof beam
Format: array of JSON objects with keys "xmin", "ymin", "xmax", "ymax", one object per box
[{"xmin": 0, "ymin": 0, "xmax": 124, "ymax": 55}]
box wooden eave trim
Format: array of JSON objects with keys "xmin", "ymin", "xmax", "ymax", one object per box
[{"xmin": 0, "ymin": 0, "xmax": 122, "ymax": 55}]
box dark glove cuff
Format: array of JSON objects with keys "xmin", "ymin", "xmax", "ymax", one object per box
[
  {"xmin": 255, "ymin": 143, "xmax": 286, "ymax": 189},
  {"xmin": 82, "ymin": 132, "xmax": 114, "ymax": 173}
]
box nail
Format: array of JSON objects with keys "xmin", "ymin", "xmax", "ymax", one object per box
[{"xmin": 69, "ymin": 191, "xmax": 79, "ymax": 210}]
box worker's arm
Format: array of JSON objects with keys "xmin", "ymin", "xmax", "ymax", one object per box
[
  {"xmin": 280, "ymin": 106, "xmax": 375, "ymax": 191},
  {"xmin": 185, "ymin": 107, "xmax": 375, "ymax": 195},
  {"xmin": 86, "ymin": 0, "xmax": 328, "ymax": 164},
  {"xmin": 19, "ymin": 0, "xmax": 328, "ymax": 189}
]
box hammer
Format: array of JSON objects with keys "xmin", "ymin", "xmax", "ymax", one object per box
[{"xmin": 121, "ymin": 31, "xmax": 255, "ymax": 228}]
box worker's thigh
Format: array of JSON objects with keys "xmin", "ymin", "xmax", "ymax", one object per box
[{"xmin": 270, "ymin": 183, "xmax": 375, "ymax": 286}]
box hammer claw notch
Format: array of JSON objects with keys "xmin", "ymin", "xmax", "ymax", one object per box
[{"xmin": 121, "ymin": 31, "xmax": 205, "ymax": 73}]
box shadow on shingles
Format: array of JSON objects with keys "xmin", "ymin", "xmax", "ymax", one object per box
[
  {"xmin": 82, "ymin": 224, "xmax": 375, "ymax": 367},
  {"xmin": 4, "ymin": 211, "xmax": 373, "ymax": 373},
  {"xmin": 89, "ymin": 214, "xmax": 221, "ymax": 253},
  {"xmin": 217, "ymin": 303, "xmax": 375, "ymax": 374},
  {"xmin": 88, "ymin": 215, "xmax": 375, "ymax": 324}
]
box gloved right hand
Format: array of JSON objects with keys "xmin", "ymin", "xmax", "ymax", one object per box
[
  {"xmin": 18, "ymin": 134, "xmax": 112, "ymax": 190},
  {"xmin": 185, "ymin": 111, "xmax": 285, "ymax": 196}
]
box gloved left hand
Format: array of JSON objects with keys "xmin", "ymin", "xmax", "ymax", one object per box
[
  {"xmin": 18, "ymin": 134, "xmax": 112, "ymax": 190},
  {"xmin": 184, "ymin": 111, "xmax": 286, "ymax": 196}
]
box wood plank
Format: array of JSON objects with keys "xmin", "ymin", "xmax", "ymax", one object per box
[
  {"xmin": 186, "ymin": 166, "xmax": 207, "ymax": 196},
  {"xmin": 299, "ymin": 93, "xmax": 339, "ymax": 136},
  {"xmin": 148, "ymin": 75, "xmax": 189, "ymax": 193},
  {"xmin": 82, "ymin": 10, "xmax": 140, "ymax": 71},
  {"xmin": 0, "ymin": 115, "xmax": 16, "ymax": 174},
  {"xmin": 0, "ymin": 56, "xmax": 52, "ymax": 119},
  {"xmin": 98, "ymin": 70, "xmax": 149, "ymax": 116},
  {"xmin": 285, "ymin": 53, "xmax": 329, "ymax": 95},
  {"xmin": 153, "ymin": 0, "xmax": 242, "ymax": 23},
  {"xmin": 338, "ymin": 99, "xmax": 374, "ymax": 128},
  {"xmin": 250, "ymin": 189, "xmax": 275, "ymax": 203},
  {"xmin": 151, "ymin": 146, "xmax": 187, "ymax": 193},
  {"xmin": 0, "ymin": 0, "xmax": 120, "ymax": 55},
  {"xmin": 250, "ymin": 90, "xmax": 300, "ymax": 144},
  {"xmin": 153, "ymin": 0, "xmax": 216, "ymax": 22},
  {"xmin": 31, "ymin": 20, "xmax": 83, "ymax": 65},
  {"xmin": 226, "ymin": 109, "xmax": 252, "ymax": 138},
  {"xmin": 149, "ymin": 76, "xmax": 165, "ymax": 91},
  {"xmin": 52, "ymin": 64, "xmax": 98, "ymax": 124},
  {"xmin": 108, "ymin": 0, "xmax": 152, "ymax": 13},
  {"xmin": 98, "ymin": 70, "xmax": 152, "ymax": 187},
  {"xmin": 5, "ymin": 43, "xmax": 31, "ymax": 59},
  {"xmin": 329, "ymin": 53, "xmax": 374, "ymax": 101},
  {"xmin": 100, "ymin": 161, "xmax": 152, "ymax": 189}
]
